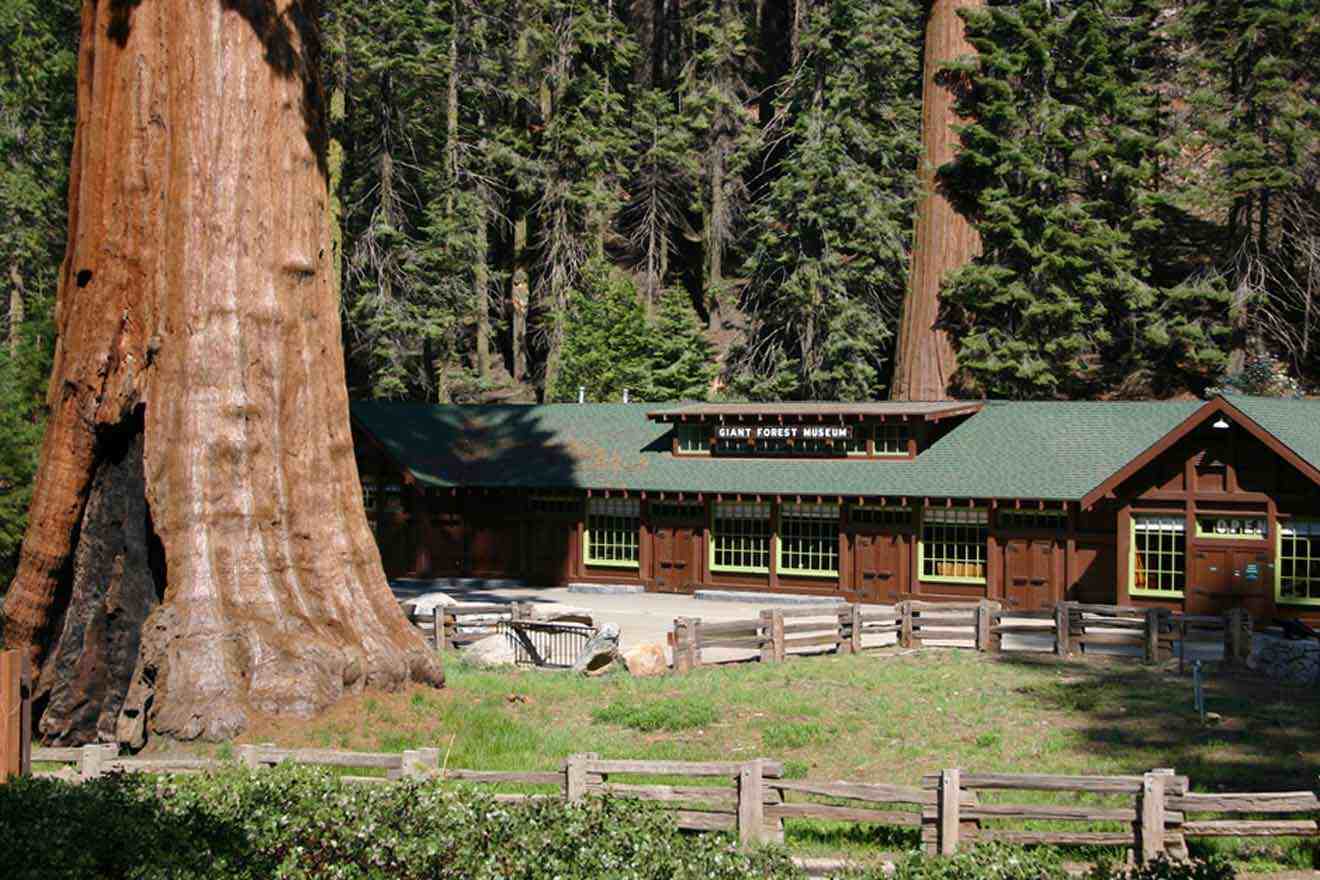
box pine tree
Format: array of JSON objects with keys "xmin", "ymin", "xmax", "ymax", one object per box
[
  {"xmin": 551, "ymin": 261, "xmax": 654, "ymax": 402},
  {"xmin": 731, "ymin": 0, "xmax": 922, "ymax": 400},
  {"xmin": 940, "ymin": 0, "xmax": 1230, "ymax": 398},
  {"xmin": 647, "ymin": 288, "xmax": 716, "ymax": 400}
]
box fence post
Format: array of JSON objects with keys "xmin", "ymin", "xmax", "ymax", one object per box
[
  {"xmin": 672, "ymin": 619, "xmax": 692, "ymax": 674},
  {"xmin": 899, "ymin": 601, "xmax": 914, "ymax": 648},
  {"xmin": 738, "ymin": 759, "xmax": 766, "ymax": 847},
  {"xmin": 1223, "ymin": 609, "xmax": 1250, "ymax": 665},
  {"xmin": 1054, "ymin": 602, "xmax": 1072, "ymax": 657},
  {"xmin": 79, "ymin": 743, "xmax": 111, "ymax": 781},
  {"xmin": 772, "ymin": 610, "xmax": 786, "ymax": 662},
  {"xmin": 1144, "ymin": 608, "xmax": 1161, "ymax": 664},
  {"xmin": 759, "ymin": 611, "xmax": 774, "ymax": 663},
  {"xmin": 434, "ymin": 606, "xmax": 447, "ymax": 652},
  {"xmin": 938, "ymin": 768, "xmax": 961, "ymax": 856},
  {"xmin": 850, "ymin": 604, "xmax": 863, "ymax": 654},
  {"xmin": 401, "ymin": 749, "xmax": 426, "ymax": 779},
  {"xmin": 1238, "ymin": 610, "xmax": 1252, "ymax": 664},
  {"xmin": 975, "ymin": 601, "xmax": 992, "ymax": 652},
  {"xmin": 689, "ymin": 618, "xmax": 703, "ymax": 669},
  {"xmin": 236, "ymin": 744, "xmax": 262, "ymax": 769},
  {"xmin": 1138, "ymin": 770, "xmax": 1167, "ymax": 863},
  {"xmin": 565, "ymin": 752, "xmax": 593, "ymax": 803},
  {"xmin": 0, "ymin": 651, "xmax": 19, "ymax": 782}
]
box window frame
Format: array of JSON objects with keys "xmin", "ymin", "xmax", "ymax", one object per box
[
  {"xmin": 778, "ymin": 502, "xmax": 841, "ymax": 578},
  {"xmin": 1276, "ymin": 518, "xmax": 1320, "ymax": 607},
  {"xmin": 1129, "ymin": 514, "xmax": 1186, "ymax": 598},
  {"xmin": 873, "ymin": 424, "xmax": 910, "ymax": 457},
  {"xmin": 1194, "ymin": 514, "xmax": 1267, "ymax": 541},
  {"xmin": 709, "ymin": 501, "xmax": 772, "ymax": 574},
  {"xmin": 674, "ymin": 424, "xmax": 710, "ymax": 456},
  {"xmin": 849, "ymin": 504, "xmax": 914, "ymax": 529},
  {"xmin": 584, "ymin": 497, "xmax": 641, "ymax": 569},
  {"xmin": 918, "ymin": 507, "xmax": 988, "ymax": 585}
]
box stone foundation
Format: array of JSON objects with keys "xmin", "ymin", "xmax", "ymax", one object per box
[{"xmin": 1247, "ymin": 633, "xmax": 1320, "ymax": 686}]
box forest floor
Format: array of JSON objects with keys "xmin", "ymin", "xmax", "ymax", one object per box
[{"xmin": 196, "ymin": 649, "xmax": 1317, "ymax": 870}]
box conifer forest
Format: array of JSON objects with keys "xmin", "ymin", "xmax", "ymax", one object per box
[{"xmin": 1, "ymin": 0, "xmax": 1317, "ymax": 586}]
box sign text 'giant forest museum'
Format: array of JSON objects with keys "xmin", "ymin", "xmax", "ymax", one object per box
[{"xmin": 351, "ymin": 396, "xmax": 1320, "ymax": 620}]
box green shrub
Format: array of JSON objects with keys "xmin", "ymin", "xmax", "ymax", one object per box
[
  {"xmin": 1090, "ymin": 856, "xmax": 1236, "ymax": 880},
  {"xmin": 761, "ymin": 721, "xmax": 826, "ymax": 749},
  {"xmin": 0, "ymin": 766, "xmax": 801, "ymax": 880},
  {"xmin": 591, "ymin": 696, "xmax": 718, "ymax": 732},
  {"xmin": 874, "ymin": 844, "xmax": 1071, "ymax": 880}
]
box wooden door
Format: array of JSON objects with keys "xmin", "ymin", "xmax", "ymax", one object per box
[
  {"xmin": 1005, "ymin": 539, "xmax": 1056, "ymax": 610},
  {"xmin": 653, "ymin": 526, "xmax": 697, "ymax": 593},
  {"xmin": 853, "ymin": 532, "xmax": 906, "ymax": 602},
  {"xmin": 526, "ymin": 520, "xmax": 575, "ymax": 586},
  {"xmin": 1189, "ymin": 547, "xmax": 1272, "ymax": 617}
]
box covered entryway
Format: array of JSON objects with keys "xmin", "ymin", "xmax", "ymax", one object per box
[
  {"xmin": 650, "ymin": 501, "xmax": 704, "ymax": 593},
  {"xmin": 1003, "ymin": 538, "xmax": 1060, "ymax": 611},
  {"xmin": 1188, "ymin": 545, "xmax": 1273, "ymax": 618},
  {"xmin": 851, "ymin": 531, "xmax": 909, "ymax": 603}
]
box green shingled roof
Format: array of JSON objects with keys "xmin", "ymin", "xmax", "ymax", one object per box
[{"xmin": 349, "ymin": 396, "xmax": 1320, "ymax": 502}]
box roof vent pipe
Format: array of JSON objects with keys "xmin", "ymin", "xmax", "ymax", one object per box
[
  {"xmin": 578, "ymin": 386, "xmax": 585, "ymax": 404},
  {"xmin": 623, "ymin": 388, "xmax": 630, "ymax": 403}
]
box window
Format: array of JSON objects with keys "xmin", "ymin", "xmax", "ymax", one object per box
[
  {"xmin": 711, "ymin": 502, "xmax": 771, "ymax": 572},
  {"xmin": 874, "ymin": 425, "xmax": 909, "ymax": 456},
  {"xmin": 920, "ymin": 508, "xmax": 988, "ymax": 582},
  {"xmin": 1131, "ymin": 516, "xmax": 1185, "ymax": 596},
  {"xmin": 998, "ymin": 509, "xmax": 1067, "ymax": 531},
  {"xmin": 850, "ymin": 505, "xmax": 912, "ymax": 528},
  {"xmin": 675, "ymin": 424, "xmax": 709, "ymax": 455},
  {"xmin": 844, "ymin": 427, "xmax": 871, "ymax": 456},
  {"xmin": 530, "ymin": 495, "xmax": 581, "ymax": 516},
  {"xmin": 779, "ymin": 503, "xmax": 840, "ymax": 576},
  {"xmin": 1195, "ymin": 515, "xmax": 1266, "ymax": 540},
  {"xmin": 1278, "ymin": 520, "xmax": 1320, "ymax": 605},
  {"xmin": 585, "ymin": 498, "xmax": 640, "ymax": 567},
  {"xmin": 362, "ymin": 480, "xmax": 377, "ymax": 514},
  {"xmin": 381, "ymin": 484, "xmax": 404, "ymax": 514}
]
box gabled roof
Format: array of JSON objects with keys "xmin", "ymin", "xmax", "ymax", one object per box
[{"xmin": 350, "ymin": 396, "xmax": 1320, "ymax": 504}]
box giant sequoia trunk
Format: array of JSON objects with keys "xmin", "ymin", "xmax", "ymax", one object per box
[
  {"xmin": 891, "ymin": 0, "xmax": 984, "ymax": 401},
  {"xmin": 3, "ymin": 0, "xmax": 442, "ymax": 747}
]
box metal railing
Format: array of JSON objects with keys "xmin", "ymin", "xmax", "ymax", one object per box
[{"xmin": 497, "ymin": 620, "xmax": 596, "ymax": 668}]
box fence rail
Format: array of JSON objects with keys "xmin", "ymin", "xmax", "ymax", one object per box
[
  {"xmin": 671, "ymin": 601, "xmax": 1253, "ymax": 674},
  {"xmin": 29, "ymin": 745, "xmax": 1316, "ymax": 860},
  {"xmin": 406, "ymin": 601, "xmax": 597, "ymax": 667}
]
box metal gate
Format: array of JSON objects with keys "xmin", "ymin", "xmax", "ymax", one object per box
[{"xmin": 496, "ymin": 620, "xmax": 597, "ymax": 668}]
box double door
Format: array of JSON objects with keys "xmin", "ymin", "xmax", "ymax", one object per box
[
  {"xmin": 851, "ymin": 532, "xmax": 909, "ymax": 602},
  {"xmin": 1189, "ymin": 546, "xmax": 1272, "ymax": 617},
  {"xmin": 1004, "ymin": 538, "xmax": 1059, "ymax": 610},
  {"xmin": 653, "ymin": 525, "xmax": 698, "ymax": 593}
]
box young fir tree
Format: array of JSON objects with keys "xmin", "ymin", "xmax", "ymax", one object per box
[
  {"xmin": 941, "ymin": 0, "xmax": 1229, "ymax": 398},
  {"xmin": 647, "ymin": 289, "xmax": 717, "ymax": 401},
  {"xmin": 731, "ymin": 0, "xmax": 923, "ymax": 400},
  {"xmin": 550, "ymin": 261, "xmax": 654, "ymax": 403}
]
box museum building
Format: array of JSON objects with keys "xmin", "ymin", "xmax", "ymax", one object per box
[{"xmin": 351, "ymin": 395, "xmax": 1320, "ymax": 620}]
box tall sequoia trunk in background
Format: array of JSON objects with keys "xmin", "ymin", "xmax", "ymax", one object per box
[
  {"xmin": 891, "ymin": 0, "xmax": 983, "ymax": 401},
  {"xmin": 3, "ymin": 0, "xmax": 443, "ymax": 747}
]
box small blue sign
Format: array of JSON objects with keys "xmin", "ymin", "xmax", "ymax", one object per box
[{"xmin": 1244, "ymin": 563, "xmax": 1260, "ymax": 582}]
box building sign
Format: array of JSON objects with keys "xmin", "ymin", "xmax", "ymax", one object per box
[{"xmin": 714, "ymin": 424, "xmax": 854, "ymax": 441}]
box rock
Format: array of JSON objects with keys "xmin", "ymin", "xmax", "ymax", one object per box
[
  {"xmin": 465, "ymin": 634, "xmax": 518, "ymax": 668},
  {"xmin": 572, "ymin": 623, "xmax": 621, "ymax": 675},
  {"xmin": 401, "ymin": 592, "xmax": 457, "ymax": 617},
  {"xmin": 622, "ymin": 643, "xmax": 668, "ymax": 677},
  {"xmin": 1247, "ymin": 633, "xmax": 1320, "ymax": 686}
]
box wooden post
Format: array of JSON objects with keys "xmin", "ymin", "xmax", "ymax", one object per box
[
  {"xmin": 899, "ymin": 601, "xmax": 914, "ymax": 648},
  {"xmin": 419, "ymin": 747, "xmax": 441, "ymax": 776},
  {"xmin": 673, "ymin": 619, "xmax": 692, "ymax": 674},
  {"xmin": 565, "ymin": 752, "xmax": 593, "ymax": 803},
  {"xmin": 237, "ymin": 744, "xmax": 263, "ymax": 769},
  {"xmin": 850, "ymin": 604, "xmax": 863, "ymax": 654},
  {"xmin": 690, "ymin": 618, "xmax": 703, "ymax": 669},
  {"xmin": 772, "ymin": 610, "xmax": 786, "ymax": 662},
  {"xmin": 19, "ymin": 654, "xmax": 31, "ymax": 777},
  {"xmin": 401, "ymin": 749, "xmax": 424, "ymax": 779},
  {"xmin": 759, "ymin": 610, "xmax": 775, "ymax": 663},
  {"xmin": 1054, "ymin": 602, "xmax": 1071, "ymax": 657},
  {"xmin": 1238, "ymin": 610, "xmax": 1252, "ymax": 663},
  {"xmin": 738, "ymin": 759, "xmax": 766, "ymax": 847},
  {"xmin": 975, "ymin": 601, "xmax": 992, "ymax": 652},
  {"xmin": 1224, "ymin": 609, "xmax": 1250, "ymax": 665},
  {"xmin": 1144, "ymin": 608, "xmax": 1161, "ymax": 664},
  {"xmin": 0, "ymin": 651, "xmax": 19, "ymax": 782},
  {"xmin": 938, "ymin": 768, "xmax": 961, "ymax": 855},
  {"xmin": 79, "ymin": 743, "xmax": 109, "ymax": 781},
  {"xmin": 1139, "ymin": 770, "xmax": 1167, "ymax": 863},
  {"xmin": 434, "ymin": 606, "xmax": 447, "ymax": 652}
]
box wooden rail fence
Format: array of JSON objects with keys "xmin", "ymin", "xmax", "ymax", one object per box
[
  {"xmin": 28, "ymin": 746, "xmax": 1317, "ymax": 860},
  {"xmin": 406, "ymin": 601, "xmax": 595, "ymax": 658},
  {"xmin": 0, "ymin": 650, "xmax": 32, "ymax": 783},
  {"xmin": 672, "ymin": 601, "xmax": 1252, "ymax": 673}
]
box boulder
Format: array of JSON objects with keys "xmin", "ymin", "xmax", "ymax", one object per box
[
  {"xmin": 401, "ymin": 591, "xmax": 457, "ymax": 618},
  {"xmin": 622, "ymin": 643, "xmax": 668, "ymax": 677},
  {"xmin": 465, "ymin": 634, "xmax": 518, "ymax": 668},
  {"xmin": 572, "ymin": 623, "xmax": 621, "ymax": 675}
]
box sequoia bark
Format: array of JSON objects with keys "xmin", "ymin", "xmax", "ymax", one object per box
[
  {"xmin": 3, "ymin": 0, "xmax": 442, "ymax": 746},
  {"xmin": 891, "ymin": 0, "xmax": 984, "ymax": 401}
]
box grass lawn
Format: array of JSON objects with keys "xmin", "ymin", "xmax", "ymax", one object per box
[{"xmin": 198, "ymin": 648, "xmax": 1318, "ymax": 870}]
